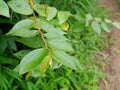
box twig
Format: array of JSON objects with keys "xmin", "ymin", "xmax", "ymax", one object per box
[{"xmin": 29, "ymin": 0, "xmax": 48, "ymax": 49}]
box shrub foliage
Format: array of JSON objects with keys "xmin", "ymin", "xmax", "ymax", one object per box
[{"xmin": 0, "ymin": 0, "xmax": 120, "ymax": 90}]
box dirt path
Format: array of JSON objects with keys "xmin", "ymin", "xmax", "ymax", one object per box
[{"xmin": 99, "ymin": 0, "xmax": 120, "ymax": 90}]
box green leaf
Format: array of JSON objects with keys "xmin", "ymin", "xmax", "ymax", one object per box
[
  {"xmin": 6, "ymin": 19, "xmax": 38, "ymax": 37},
  {"xmin": 94, "ymin": 18, "xmax": 102, "ymax": 22},
  {"xmin": 17, "ymin": 36, "xmax": 42, "ymax": 48},
  {"xmin": 37, "ymin": 18, "xmax": 66, "ymax": 34},
  {"xmin": 45, "ymin": 31, "xmax": 67, "ymax": 40},
  {"xmin": 46, "ymin": 6, "xmax": 57, "ymax": 21},
  {"xmin": 33, "ymin": 4, "xmax": 46, "ymax": 17},
  {"xmin": 49, "ymin": 19, "xmax": 59, "ymax": 26},
  {"xmin": 52, "ymin": 51, "xmax": 78, "ymax": 70},
  {"xmin": 74, "ymin": 13, "xmax": 84, "ymax": 21},
  {"xmin": 8, "ymin": 29, "xmax": 38, "ymax": 37},
  {"xmin": 104, "ymin": 18, "xmax": 112, "ymax": 23},
  {"xmin": 3, "ymin": 67, "xmax": 21, "ymax": 81},
  {"xmin": 86, "ymin": 13, "xmax": 93, "ymax": 21},
  {"xmin": 0, "ymin": 0, "xmax": 9, "ymax": 17},
  {"xmin": 14, "ymin": 50, "xmax": 31, "ymax": 59},
  {"xmin": 8, "ymin": 39, "xmax": 17, "ymax": 51},
  {"xmin": 40, "ymin": 55, "xmax": 50, "ymax": 75},
  {"xmin": 52, "ymin": 61, "xmax": 62, "ymax": 69},
  {"xmin": 60, "ymin": 87, "xmax": 69, "ymax": 90},
  {"xmin": 0, "ymin": 55, "xmax": 18, "ymax": 65},
  {"xmin": 58, "ymin": 11, "xmax": 70, "ymax": 24},
  {"xmin": 31, "ymin": 66, "xmax": 41, "ymax": 77},
  {"xmin": 85, "ymin": 14, "xmax": 93, "ymax": 26},
  {"xmin": 27, "ymin": 81, "xmax": 35, "ymax": 90},
  {"xmin": 91, "ymin": 21, "xmax": 101, "ymax": 34},
  {"xmin": 48, "ymin": 39, "xmax": 74, "ymax": 52},
  {"xmin": 19, "ymin": 48, "xmax": 48, "ymax": 74},
  {"xmin": 112, "ymin": 22, "xmax": 120, "ymax": 30},
  {"xmin": 0, "ymin": 74, "xmax": 8, "ymax": 90},
  {"xmin": 8, "ymin": 0, "xmax": 32, "ymax": 15},
  {"xmin": 60, "ymin": 22, "xmax": 69, "ymax": 31},
  {"xmin": 0, "ymin": 38, "xmax": 7, "ymax": 52},
  {"xmin": 9, "ymin": 19, "xmax": 34, "ymax": 30},
  {"xmin": 101, "ymin": 22, "xmax": 111, "ymax": 33},
  {"xmin": 13, "ymin": 65, "xmax": 20, "ymax": 73}
]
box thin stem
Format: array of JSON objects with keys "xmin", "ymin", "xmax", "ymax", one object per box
[
  {"xmin": 29, "ymin": 0, "xmax": 53, "ymax": 66},
  {"xmin": 29, "ymin": 0, "xmax": 48, "ymax": 49}
]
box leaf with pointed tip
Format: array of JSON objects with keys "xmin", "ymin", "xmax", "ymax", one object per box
[
  {"xmin": 17, "ymin": 36, "xmax": 42, "ymax": 48},
  {"xmin": 31, "ymin": 66, "xmax": 41, "ymax": 77},
  {"xmin": 58, "ymin": 11, "xmax": 70, "ymax": 24},
  {"xmin": 85, "ymin": 13, "xmax": 93, "ymax": 26},
  {"xmin": 6, "ymin": 19, "xmax": 38, "ymax": 37},
  {"xmin": 8, "ymin": 29, "xmax": 38, "ymax": 37},
  {"xmin": 19, "ymin": 48, "xmax": 48, "ymax": 74},
  {"xmin": 0, "ymin": 0, "xmax": 9, "ymax": 17},
  {"xmin": 37, "ymin": 18, "xmax": 66, "ymax": 34},
  {"xmin": 104, "ymin": 18, "xmax": 112, "ymax": 23},
  {"xmin": 13, "ymin": 50, "xmax": 31, "ymax": 59},
  {"xmin": 101, "ymin": 22, "xmax": 111, "ymax": 33},
  {"xmin": 40, "ymin": 55, "xmax": 50, "ymax": 75},
  {"xmin": 46, "ymin": 6, "xmax": 57, "ymax": 20},
  {"xmin": 33, "ymin": 4, "xmax": 46, "ymax": 17},
  {"xmin": 91, "ymin": 21, "xmax": 101, "ymax": 34},
  {"xmin": 112, "ymin": 22, "xmax": 120, "ymax": 30},
  {"xmin": 9, "ymin": 19, "xmax": 34, "ymax": 31},
  {"xmin": 48, "ymin": 39, "xmax": 74, "ymax": 52},
  {"xmin": 45, "ymin": 31, "xmax": 67, "ymax": 40},
  {"xmin": 94, "ymin": 18, "xmax": 102, "ymax": 22},
  {"xmin": 52, "ymin": 51, "xmax": 79, "ymax": 70},
  {"xmin": 8, "ymin": 0, "xmax": 32, "ymax": 15}
]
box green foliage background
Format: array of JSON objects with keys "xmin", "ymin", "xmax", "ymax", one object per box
[{"xmin": 0, "ymin": 0, "xmax": 118, "ymax": 90}]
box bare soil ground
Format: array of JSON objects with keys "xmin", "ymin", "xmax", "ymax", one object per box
[{"xmin": 99, "ymin": 0, "xmax": 120, "ymax": 90}]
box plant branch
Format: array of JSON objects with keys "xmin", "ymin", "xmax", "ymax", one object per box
[{"xmin": 29, "ymin": 0, "xmax": 48, "ymax": 49}]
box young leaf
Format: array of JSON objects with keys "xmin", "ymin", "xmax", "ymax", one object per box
[
  {"xmin": 91, "ymin": 21, "xmax": 101, "ymax": 34},
  {"xmin": 60, "ymin": 22, "xmax": 69, "ymax": 31},
  {"xmin": 33, "ymin": 4, "xmax": 46, "ymax": 17},
  {"xmin": 101, "ymin": 22, "xmax": 111, "ymax": 33},
  {"xmin": 19, "ymin": 48, "xmax": 48, "ymax": 74},
  {"xmin": 40, "ymin": 55, "xmax": 51, "ymax": 75},
  {"xmin": 8, "ymin": 0, "xmax": 32, "ymax": 15},
  {"xmin": 17, "ymin": 36, "xmax": 42, "ymax": 48},
  {"xmin": 0, "ymin": 0, "xmax": 9, "ymax": 17},
  {"xmin": 48, "ymin": 39, "xmax": 74, "ymax": 52},
  {"xmin": 46, "ymin": 6, "xmax": 57, "ymax": 21},
  {"xmin": 6, "ymin": 19, "xmax": 38, "ymax": 37},
  {"xmin": 58, "ymin": 11, "xmax": 70, "ymax": 24},
  {"xmin": 112, "ymin": 22, "xmax": 120, "ymax": 30},
  {"xmin": 52, "ymin": 51, "xmax": 78, "ymax": 70}
]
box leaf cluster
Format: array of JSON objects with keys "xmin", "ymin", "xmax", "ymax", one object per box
[{"xmin": 0, "ymin": 0, "xmax": 119, "ymax": 90}]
